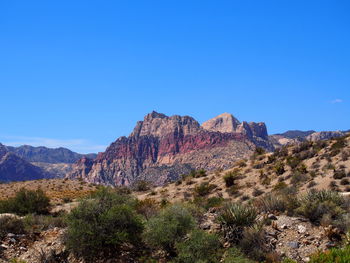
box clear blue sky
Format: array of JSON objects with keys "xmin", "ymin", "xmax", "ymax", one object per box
[{"xmin": 1, "ymin": 1, "xmax": 349, "ymax": 153}]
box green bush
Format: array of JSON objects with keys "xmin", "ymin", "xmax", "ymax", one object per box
[
  {"xmin": 143, "ymin": 204, "xmax": 195, "ymax": 255},
  {"xmin": 295, "ymin": 190, "xmax": 345, "ymax": 223},
  {"xmin": 0, "ymin": 215, "xmax": 25, "ymax": 238},
  {"xmin": 193, "ymin": 196, "xmax": 224, "ymax": 211},
  {"xmin": 0, "ymin": 188, "xmax": 50, "ymax": 215},
  {"xmin": 173, "ymin": 230, "xmax": 221, "ymax": 263},
  {"xmin": 309, "ymin": 246, "xmax": 350, "ymax": 263},
  {"xmin": 65, "ymin": 187, "xmax": 143, "ymax": 260},
  {"xmin": 193, "ymin": 182, "xmax": 216, "ymax": 197}
]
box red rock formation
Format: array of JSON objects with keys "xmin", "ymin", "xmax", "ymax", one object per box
[{"xmin": 69, "ymin": 112, "xmax": 272, "ymax": 186}]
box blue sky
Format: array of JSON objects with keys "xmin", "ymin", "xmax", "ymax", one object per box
[{"xmin": 1, "ymin": 1, "xmax": 349, "ymax": 153}]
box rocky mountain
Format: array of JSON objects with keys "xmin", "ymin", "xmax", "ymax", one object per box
[
  {"xmin": 6, "ymin": 145, "xmax": 96, "ymax": 164},
  {"xmin": 0, "ymin": 143, "xmax": 48, "ymax": 182},
  {"xmin": 269, "ymin": 130, "xmax": 346, "ymax": 148},
  {"xmin": 0, "ymin": 145, "xmax": 97, "ymax": 179},
  {"xmin": 68, "ymin": 111, "xmax": 273, "ymax": 186}
]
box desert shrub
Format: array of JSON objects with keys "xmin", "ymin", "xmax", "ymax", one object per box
[
  {"xmin": 218, "ymin": 203, "xmax": 257, "ymax": 243},
  {"xmin": 193, "ymin": 182, "xmax": 216, "ymax": 197},
  {"xmin": 307, "ymin": 180, "xmax": 317, "ymax": 188},
  {"xmin": 281, "ymin": 259, "xmax": 298, "ymax": 263},
  {"xmin": 173, "ymin": 230, "xmax": 221, "ymax": 263},
  {"xmin": 329, "ymin": 180, "xmax": 338, "ymax": 190},
  {"xmin": 253, "ymin": 162, "xmax": 265, "ymax": 169},
  {"xmin": 194, "ymin": 196, "xmax": 224, "ymax": 210},
  {"xmin": 254, "ymin": 194, "xmax": 286, "ymax": 213},
  {"xmin": 222, "ymin": 247, "xmax": 255, "ymax": 263},
  {"xmin": 239, "ymin": 224, "xmax": 268, "ymax": 261},
  {"xmin": 293, "ymin": 141, "xmax": 313, "ymax": 154},
  {"xmin": 114, "ymin": 185, "xmax": 132, "ymax": 195},
  {"xmin": 196, "ymin": 169, "xmax": 207, "ymax": 178},
  {"xmin": 341, "ymin": 151, "xmax": 349, "ymax": 161},
  {"xmin": 236, "ymin": 160, "xmax": 247, "ymax": 167},
  {"xmin": 290, "ymin": 172, "xmax": 309, "ymax": 185},
  {"xmin": 273, "ymin": 147, "xmax": 289, "ymax": 158},
  {"xmin": 0, "ymin": 215, "xmax": 25, "ymax": 238},
  {"xmin": 332, "ymin": 213, "xmax": 350, "ymax": 233},
  {"xmin": 35, "ymin": 248, "xmax": 69, "ymax": 263},
  {"xmin": 272, "ymin": 181, "xmax": 288, "ymax": 192},
  {"xmin": 135, "ymin": 198, "xmax": 159, "ymax": 220},
  {"xmin": 240, "ymin": 195, "xmax": 250, "ymax": 201},
  {"xmin": 252, "ymin": 188, "xmax": 264, "ymax": 197},
  {"xmin": 223, "ymin": 171, "xmax": 237, "ymax": 187},
  {"xmin": 65, "ymin": 188, "xmax": 143, "ymax": 260},
  {"xmin": 333, "ymin": 170, "xmax": 346, "ymax": 180},
  {"xmin": 133, "ymin": 180, "xmax": 152, "ymax": 191},
  {"xmin": 175, "ymin": 180, "xmax": 182, "ymax": 186},
  {"xmin": 0, "ymin": 188, "xmax": 50, "ymax": 216},
  {"xmin": 286, "ymin": 156, "xmax": 302, "ymax": 169},
  {"xmin": 62, "ymin": 197, "xmax": 72, "ymax": 203},
  {"xmin": 331, "ymin": 136, "xmax": 347, "ymax": 150},
  {"xmin": 297, "ymin": 163, "xmax": 308, "ymax": 174},
  {"xmin": 309, "ymin": 246, "xmax": 350, "ymax": 263},
  {"xmin": 226, "ymin": 185, "xmax": 241, "ymax": 197},
  {"xmin": 254, "ymin": 147, "xmax": 266, "ymax": 155},
  {"xmin": 341, "ymin": 178, "xmax": 350, "ymax": 185},
  {"xmin": 187, "ymin": 169, "xmax": 207, "ymax": 178},
  {"xmin": 143, "ymin": 204, "xmax": 195, "ymax": 255},
  {"xmin": 267, "ymin": 154, "xmax": 276, "ymax": 164},
  {"xmin": 274, "ymin": 161, "xmax": 285, "ymax": 175},
  {"xmin": 295, "ymin": 190, "xmax": 345, "ymax": 223}
]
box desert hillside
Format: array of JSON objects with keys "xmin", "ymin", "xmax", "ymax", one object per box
[{"xmin": 0, "ymin": 134, "xmax": 350, "ymax": 263}]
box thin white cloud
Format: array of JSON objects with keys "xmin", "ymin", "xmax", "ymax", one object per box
[
  {"xmin": 0, "ymin": 135, "xmax": 106, "ymax": 154},
  {"xmin": 331, "ymin": 99, "xmax": 343, "ymax": 104}
]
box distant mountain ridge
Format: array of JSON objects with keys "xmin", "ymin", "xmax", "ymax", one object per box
[
  {"xmin": 269, "ymin": 130, "xmax": 347, "ymax": 148},
  {"xmin": 0, "ymin": 143, "xmax": 48, "ymax": 182},
  {"xmin": 6, "ymin": 145, "xmax": 97, "ymax": 164},
  {"xmin": 0, "ymin": 144, "xmax": 97, "ymax": 181}
]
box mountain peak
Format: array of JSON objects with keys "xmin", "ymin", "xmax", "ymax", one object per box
[
  {"xmin": 202, "ymin": 113, "xmax": 240, "ymax": 133},
  {"xmin": 144, "ymin": 111, "xmax": 168, "ymax": 120}
]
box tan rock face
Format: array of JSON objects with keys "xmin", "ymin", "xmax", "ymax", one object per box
[
  {"xmin": 202, "ymin": 113, "xmax": 240, "ymax": 133},
  {"xmin": 69, "ymin": 111, "xmax": 272, "ymax": 186}
]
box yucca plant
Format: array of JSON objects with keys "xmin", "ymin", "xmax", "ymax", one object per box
[{"xmin": 218, "ymin": 203, "xmax": 257, "ymax": 243}]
